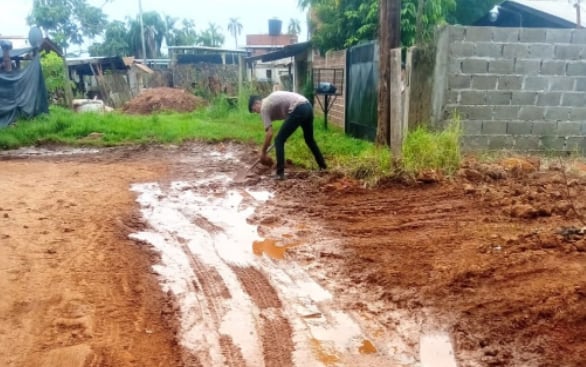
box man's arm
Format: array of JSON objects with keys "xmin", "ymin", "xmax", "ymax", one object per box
[{"xmin": 261, "ymin": 126, "xmax": 273, "ymax": 157}]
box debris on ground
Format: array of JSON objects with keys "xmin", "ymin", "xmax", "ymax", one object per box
[
  {"xmin": 73, "ymin": 98, "xmax": 114, "ymax": 113},
  {"xmin": 122, "ymin": 87, "xmax": 207, "ymax": 115}
]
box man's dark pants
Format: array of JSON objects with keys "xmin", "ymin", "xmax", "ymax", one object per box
[{"xmin": 274, "ymin": 102, "xmax": 326, "ymax": 176}]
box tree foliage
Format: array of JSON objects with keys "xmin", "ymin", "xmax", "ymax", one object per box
[
  {"xmin": 288, "ymin": 19, "xmax": 302, "ymax": 35},
  {"xmin": 227, "ymin": 18, "xmax": 243, "ymax": 49},
  {"xmin": 89, "ymin": 14, "xmax": 224, "ymax": 57},
  {"xmin": 88, "ymin": 20, "xmax": 130, "ymax": 57},
  {"xmin": 40, "ymin": 51, "xmax": 72, "ymax": 105},
  {"xmin": 126, "ymin": 11, "xmax": 166, "ymax": 59},
  {"xmin": 28, "ymin": 0, "xmax": 109, "ymax": 52},
  {"xmin": 174, "ymin": 19, "xmax": 198, "ymax": 46},
  {"xmin": 447, "ymin": 0, "xmax": 501, "ymax": 25},
  {"xmin": 198, "ymin": 23, "xmax": 225, "ymax": 47},
  {"xmin": 300, "ymin": 0, "xmax": 503, "ymax": 51}
]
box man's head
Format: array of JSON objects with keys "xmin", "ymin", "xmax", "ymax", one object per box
[{"xmin": 248, "ymin": 95, "xmax": 262, "ymax": 113}]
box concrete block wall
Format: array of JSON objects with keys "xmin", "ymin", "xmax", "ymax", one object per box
[
  {"xmin": 312, "ymin": 50, "xmax": 346, "ymax": 128},
  {"xmin": 442, "ymin": 26, "xmax": 586, "ymax": 152}
]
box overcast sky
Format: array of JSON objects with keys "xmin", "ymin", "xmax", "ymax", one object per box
[{"xmin": 0, "ymin": 0, "xmax": 308, "ymax": 49}]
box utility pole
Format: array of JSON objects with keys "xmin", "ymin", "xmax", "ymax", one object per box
[
  {"xmin": 390, "ymin": 0, "xmax": 401, "ymax": 49},
  {"xmin": 415, "ymin": 0, "xmax": 426, "ymax": 45},
  {"xmin": 376, "ymin": 0, "xmax": 391, "ymax": 145},
  {"xmin": 376, "ymin": 0, "xmax": 401, "ymax": 146},
  {"xmin": 139, "ymin": 0, "xmax": 147, "ymax": 61},
  {"xmin": 389, "ymin": 0, "xmax": 402, "ymax": 158}
]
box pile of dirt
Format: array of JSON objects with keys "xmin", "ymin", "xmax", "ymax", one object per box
[{"xmin": 122, "ymin": 87, "xmax": 206, "ymax": 114}]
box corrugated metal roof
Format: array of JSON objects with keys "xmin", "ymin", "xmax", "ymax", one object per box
[
  {"xmin": 510, "ymin": 0, "xmax": 583, "ymax": 25},
  {"xmin": 245, "ymin": 41, "xmax": 311, "ymax": 63}
]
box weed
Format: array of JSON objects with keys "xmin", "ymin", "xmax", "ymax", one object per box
[{"xmin": 402, "ymin": 116, "xmax": 462, "ymax": 177}]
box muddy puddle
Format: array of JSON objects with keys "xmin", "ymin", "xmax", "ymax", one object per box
[{"xmin": 130, "ymin": 149, "xmax": 460, "ymax": 366}]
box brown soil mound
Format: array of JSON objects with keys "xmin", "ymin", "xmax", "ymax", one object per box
[{"xmin": 122, "ymin": 87, "xmax": 206, "ymax": 114}]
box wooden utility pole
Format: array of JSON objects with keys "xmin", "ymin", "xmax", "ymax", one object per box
[
  {"xmin": 415, "ymin": 0, "xmax": 426, "ymax": 45},
  {"xmin": 390, "ymin": 0, "xmax": 401, "ymax": 48},
  {"xmin": 376, "ymin": 0, "xmax": 401, "ymax": 146},
  {"xmin": 376, "ymin": 0, "xmax": 391, "ymax": 145}
]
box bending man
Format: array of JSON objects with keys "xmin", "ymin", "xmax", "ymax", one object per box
[{"xmin": 249, "ymin": 91, "xmax": 327, "ymax": 180}]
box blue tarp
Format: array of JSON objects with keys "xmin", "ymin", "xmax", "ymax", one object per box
[{"xmin": 0, "ymin": 53, "xmax": 49, "ymax": 127}]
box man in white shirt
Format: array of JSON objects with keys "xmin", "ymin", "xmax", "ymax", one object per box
[{"xmin": 249, "ymin": 91, "xmax": 327, "ymax": 180}]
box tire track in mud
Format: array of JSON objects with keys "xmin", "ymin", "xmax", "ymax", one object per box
[
  {"xmin": 230, "ymin": 266, "xmax": 282, "ymax": 309},
  {"xmin": 219, "ymin": 335, "xmax": 247, "ymax": 367},
  {"xmin": 177, "ymin": 241, "xmax": 245, "ymax": 366},
  {"xmin": 230, "ymin": 266, "xmax": 293, "ymax": 367},
  {"xmin": 261, "ymin": 314, "xmax": 294, "ymax": 367}
]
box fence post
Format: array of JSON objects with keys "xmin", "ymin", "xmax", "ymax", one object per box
[
  {"xmin": 390, "ymin": 48, "xmax": 403, "ymax": 158},
  {"xmin": 403, "ymin": 47, "xmax": 413, "ymax": 141}
]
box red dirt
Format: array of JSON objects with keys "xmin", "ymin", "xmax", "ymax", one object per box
[
  {"xmin": 0, "ymin": 145, "xmax": 584, "ymax": 367},
  {"xmin": 122, "ymin": 87, "xmax": 207, "ymax": 114},
  {"xmin": 0, "ymin": 149, "xmax": 187, "ymax": 367},
  {"xmin": 264, "ymin": 158, "xmax": 586, "ymax": 367}
]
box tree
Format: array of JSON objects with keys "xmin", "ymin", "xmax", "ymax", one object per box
[
  {"xmin": 144, "ymin": 25, "xmax": 158, "ymax": 59},
  {"xmin": 288, "ymin": 18, "xmax": 302, "ymax": 35},
  {"xmin": 227, "ymin": 17, "xmax": 243, "ymax": 49},
  {"xmin": 198, "ymin": 23, "xmax": 224, "ymax": 47},
  {"xmin": 88, "ymin": 20, "xmax": 131, "ymax": 56},
  {"xmin": 127, "ymin": 11, "xmax": 166, "ymax": 58},
  {"xmin": 40, "ymin": 51, "xmax": 73, "ymax": 105},
  {"xmin": 164, "ymin": 15, "xmax": 178, "ymax": 47},
  {"xmin": 28, "ymin": 0, "xmax": 109, "ymax": 53},
  {"xmin": 299, "ymin": 0, "xmax": 456, "ymax": 51},
  {"xmin": 174, "ymin": 19, "xmax": 198, "ymax": 46},
  {"xmin": 447, "ymin": 0, "xmax": 500, "ymax": 25}
]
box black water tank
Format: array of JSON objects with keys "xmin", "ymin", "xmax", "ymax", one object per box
[{"xmin": 268, "ymin": 18, "xmax": 282, "ymax": 36}]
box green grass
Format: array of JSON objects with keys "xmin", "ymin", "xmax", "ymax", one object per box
[
  {"xmin": 0, "ymin": 101, "xmax": 462, "ymax": 182},
  {"xmin": 402, "ymin": 118, "xmax": 462, "ymax": 177},
  {"xmin": 0, "ymin": 105, "xmax": 263, "ymax": 148}
]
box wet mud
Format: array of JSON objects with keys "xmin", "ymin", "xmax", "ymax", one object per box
[{"xmin": 0, "ymin": 143, "xmax": 584, "ymax": 366}]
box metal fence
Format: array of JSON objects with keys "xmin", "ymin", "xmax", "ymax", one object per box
[{"xmin": 345, "ymin": 41, "xmax": 379, "ymax": 141}]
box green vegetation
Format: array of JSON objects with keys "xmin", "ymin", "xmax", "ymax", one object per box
[
  {"xmin": 402, "ymin": 117, "xmax": 462, "ymax": 176},
  {"xmin": 40, "ymin": 51, "xmax": 72, "ymax": 105},
  {"xmin": 0, "ymin": 99, "xmax": 462, "ymax": 183},
  {"xmin": 300, "ymin": 0, "xmax": 500, "ymax": 51}
]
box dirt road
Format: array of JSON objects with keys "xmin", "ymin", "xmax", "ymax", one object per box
[{"xmin": 0, "ymin": 144, "xmax": 584, "ymax": 366}]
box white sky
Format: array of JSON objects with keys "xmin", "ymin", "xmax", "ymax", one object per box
[{"xmin": 0, "ymin": 0, "xmax": 308, "ymax": 50}]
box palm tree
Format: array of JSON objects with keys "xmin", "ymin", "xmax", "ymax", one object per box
[
  {"xmin": 144, "ymin": 24, "xmax": 158, "ymax": 58},
  {"xmin": 127, "ymin": 11, "xmax": 166, "ymax": 58},
  {"xmin": 164, "ymin": 15, "xmax": 178, "ymax": 47},
  {"xmin": 175, "ymin": 19, "xmax": 198, "ymax": 46},
  {"xmin": 198, "ymin": 23, "xmax": 225, "ymax": 47},
  {"xmin": 227, "ymin": 17, "xmax": 243, "ymax": 49},
  {"xmin": 288, "ymin": 18, "xmax": 301, "ymax": 36}
]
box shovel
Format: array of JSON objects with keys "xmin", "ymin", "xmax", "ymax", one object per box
[
  {"xmin": 249, "ymin": 144, "xmax": 274, "ymax": 170},
  {"xmin": 234, "ymin": 144, "xmax": 274, "ymax": 182}
]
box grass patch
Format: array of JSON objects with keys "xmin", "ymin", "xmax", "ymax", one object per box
[
  {"xmin": 402, "ymin": 118, "xmax": 462, "ymax": 177},
  {"xmin": 0, "ymin": 105, "xmax": 263, "ymax": 149},
  {"xmin": 0, "ymin": 99, "xmax": 462, "ymax": 183}
]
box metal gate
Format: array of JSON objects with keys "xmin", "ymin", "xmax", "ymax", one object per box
[{"xmin": 345, "ymin": 41, "xmax": 379, "ymax": 141}]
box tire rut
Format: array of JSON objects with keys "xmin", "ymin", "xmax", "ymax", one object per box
[
  {"xmin": 230, "ymin": 265, "xmax": 293, "ymax": 367},
  {"xmin": 219, "ymin": 335, "xmax": 247, "ymax": 367},
  {"xmin": 261, "ymin": 314, "xmax": 294, "ymax": 367},
  {"xmin": 230, "ymin": 266, "xmax": 282, "ymax": 309}
]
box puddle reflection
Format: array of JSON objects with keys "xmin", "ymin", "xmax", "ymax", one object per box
[
  {"xmin": 359, "ymin": 339, "xmax": 377, "ymax": 354},
  {"xmin": 252, "ymin": 238, "xmax": 295, "ymax": 260},
  {"xmin": 310, "ymin": 338, "xmax": 340, "ymax": 365}
]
